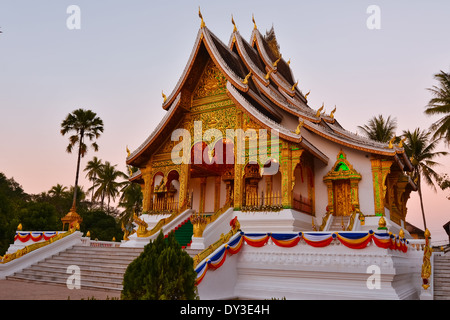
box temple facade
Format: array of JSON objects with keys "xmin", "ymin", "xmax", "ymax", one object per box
[{"xmin": 125, "ymin": 15, "xmax": 417, "ymax": 240}]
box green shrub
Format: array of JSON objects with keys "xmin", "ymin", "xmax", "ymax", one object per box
[{"xmin": 121, "ymin": 231, "xmax": 198, "ymax": 300}]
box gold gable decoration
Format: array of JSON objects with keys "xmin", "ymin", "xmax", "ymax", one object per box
[
  {"xmin": 193, "ymin": 60, "xmax": 228, "ymax": 100},
  {"xmin": 323, "ymin": 151, "xmax": 362, "ymax": 219}
]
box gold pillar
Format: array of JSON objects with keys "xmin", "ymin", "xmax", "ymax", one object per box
[
  {"xmin": 233, "ymin": 110, "xmax": 244, "ymax": 210},
  {"xmin": 234, "ymin": 163, "xmax": 244, "ymax": 210},
  {"xmin": 280, "ymin": 144, "xmax": 292, "ymax": 208},
  {"xmin": 199, "ymin": 177, "xmax": 207, "ymax": 213},
  {"xmin": 178, "ymin": 163, "xmax": 190, "ymax": 211},
  {"xmin": 141, "ymin": 167, "xmax": 152, "ymax": 212},
  {"xmin": 350, "ymin": 179, "xmax": 360, "ymax": 211},
  {"xmin": 370, "ymin": 158, "xmax": 393, "ymax": 216}
]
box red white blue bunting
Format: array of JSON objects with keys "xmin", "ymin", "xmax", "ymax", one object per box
[
  {"xmin": 195, "ymin": 230, "xmax": 410, "ymax": 285},
  {"xmin": 14, "ymin": 231, "xmax": 58, "ymax": 243}
]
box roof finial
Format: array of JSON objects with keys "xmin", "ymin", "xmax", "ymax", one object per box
[
  {"xmin": 265, "ymin": 69, "xmax": 273, "ymax": 80},
  {"xmin": 273, "ymin": 56, "xmax": 281, "ymax": 68},
  {"xmin": 295, "ymin": 119, "xmax": 304, "ymax": 135},
  {"xmin": 287, "ymin": 58, "xmax": 291, "ymax": 65},
  {"xmin": 304, "ymin": 90, "xmax": 310, "ymax": 101},
  {"xmin": 242, "ymin": 71, "xmax": 252, "ymax": 85},
  {"xmin": 162, "ymin": 91, "xmax": 167, "ymax": 103},
  {"xmin": 388, "ymin": 136, "xmax": 396, "ymax": 149},
  {"xmin": 316, "ymin": 103, "xmax": 324, "ymax": 117},
  {"xmin": 330, "ymin": 106, "xmax": 336, "ymax": 119},
  {"xmin": 231, "ymin": 15, "xmax": 237, "ymax": 32},
  {"xmin": 291, "ymin": 80, "xmax": 298, "ymax": 91},
  {"xmin": 198, "ymin": 7, "xmax": 205, "ymax": 28},
  {"xmin": 252, "ymin": 14, "xmax": 257, "ymax": 30}
]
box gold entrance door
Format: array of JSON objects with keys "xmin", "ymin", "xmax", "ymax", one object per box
[{"xmin": 333, "ymin": 179, "xmax": 352, "ymax": 216}]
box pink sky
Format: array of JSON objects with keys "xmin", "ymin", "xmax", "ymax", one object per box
[{"xmin": 0, "ymin": 1, "xmax": 449, "ymax": 243}]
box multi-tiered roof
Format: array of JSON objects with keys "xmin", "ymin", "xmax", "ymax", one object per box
[{"xmin": 127, "ymin": 13, "xmax": 413, "ymax": 175}]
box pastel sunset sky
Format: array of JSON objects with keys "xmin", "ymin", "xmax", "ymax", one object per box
[{"xmin": 0, "ymin": 1, "xmax": 449, "ymax": 242}]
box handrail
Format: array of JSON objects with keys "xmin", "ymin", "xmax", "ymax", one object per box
[
  {"xmin": 1, "ymin": 228, "xmax": 76, "ymax": 264},
  {"xmin": 193, "ymin": 217, "xmax": 240, "ymax": 268},
  {"xmin": 134, "ymin": 209, "xmax": 192, "ymax": 238},
  {"xmin": 191, "ymin": 202, "xmax": 231, "ymax": 237},
  {"xmin": 319, "ymin": 210, "xmax": 332, "ymax": 231}
]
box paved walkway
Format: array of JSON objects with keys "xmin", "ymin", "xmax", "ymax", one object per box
[{"xmin": 0, "ymin": 279, "xmax": 121, "ymax": 300}]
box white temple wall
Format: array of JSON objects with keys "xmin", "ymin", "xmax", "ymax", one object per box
[
  {"xmin": 301, "ymin": 128, "xmax": 376, "ymax": 222},
  {"xmin": 205, "ymin": 176, "xmax": 216, "ymax": 213},
  {"xmin": 190, "ymin": 178, "xmax": 201, "ymax": 213}
]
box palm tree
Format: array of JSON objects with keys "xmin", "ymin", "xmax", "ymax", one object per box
[
  {"xmin": 358, "ymin": 114, "xmax": 397, "ymax": 143},
  {"xmin": 84, "ymin": 156, "xmax": 103, "ymax": 202},
  {"xmin": 48, "ymin": 184, "xmax": 68, "ymax": 198},
  {"xmin": 425, "ymin": 70, "xmax": 450, "ymax": 145},
  {"xmin": 118, "ymin": 167, "xmax": 143, "ymax": 228},
  {"xmin": 92, "ymin": 162, "xmax": 127, "ymax": 212},
  {"xmin": 402, "ymin": 128, "xmax": 448, "ymax": 230},
  {"xmin": 60, "ymin": 109, "xmax": 104, "ymax": 213}
]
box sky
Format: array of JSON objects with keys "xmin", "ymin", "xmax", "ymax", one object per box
[{"xmin": 0, "ymin": 1, "xmax": 449, "ymax": 243}]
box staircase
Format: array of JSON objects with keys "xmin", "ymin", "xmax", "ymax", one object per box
[
  {"xmin": 6, "ymin": 222, "xmax": 199, "ymax": 292},
  {"xmin": 6, "ymin": 245, "xmax": 143, "ymax": 292},
  {"xmin": 328, "ymin": 216, "xmax": 350, "ymax": 231},
  {"xmin": 434, "ymin": 253, "xmax": 450, "ymax": 300},
  {"xmin": 5, "ymin": 215, "xmax": 200, "ymax": 292}
]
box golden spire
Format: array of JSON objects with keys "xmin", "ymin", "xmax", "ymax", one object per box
[
  {"xmin": 17, "ymin": 223, "xmax": 22, "ymax": 231},
  {"xmin": 231, "ymin": 15, "xmax": 237, "ymax": 32},
  {"xmin": 162, "ymin": 90, "xmax": 167, "ymax": 103},
  {"xmin": 316, "ymin": 103, "xmax": 324, "ymax": 117},
  {"xmin": 291, "ymin": 80, "xmax": 298, "ymax": 91},
  {"xmin": 198, "ymin": 7, "xmax": 205, "ymax": 28},
  {"xmin": 330, "ymin": 106, "xmax": 336, "ymax": 119},
  {"xmin": 252, "ymin": 14, "xmax": 257, "ymax": 29},
  {"xmin": 242, "ymin": 71, "xmax": 252, "ymax": 85}
]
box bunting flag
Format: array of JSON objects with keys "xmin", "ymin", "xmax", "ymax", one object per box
[
  {"xmin": 195, "ymin": 230, "xmax": 409, "ymax": 286},
  {"xmin": 243, "ymin": 233, "xmax": 270, "ymax": 247},
  {"xmin": 207, "ymin": 246, "xmax": 227, "ymax": 270},
  {"xmin": 14, "ymin": 232, "xmax": 58, "ymax": 243},
  {"xmin": 372, "ymin": 232, "xmax": 391, "ymax": 249},
  {"xmin": 195, "ymin": 262, "xmax": 208, "ymax": 285},
  {"xmin": 270, "ymin": 233, "xmax": 301, "ymax": 248},
  {"xmin": 336, "ymin": 231, "xmax": 373, "ymax": 249},
  {"xmin": 301, "ymin": 232, "xmax": 336, "ymax": 247},
  {"xmin": 226, "ymin": 233, "xmax": 244, "ymax": 255}
]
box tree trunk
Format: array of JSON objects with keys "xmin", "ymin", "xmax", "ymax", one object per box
[
  {"xmin": 417, "ymin": 174, "xmax": 427, "ymax": 231},
  {"xmin": 72, "ymin": 132, "xmax": 84, "ymax": 210}
]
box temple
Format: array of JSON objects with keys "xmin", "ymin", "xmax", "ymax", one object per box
[
  {"xmin": 121, "ymin": 12, "xmax": 428, "ymax": 299},
  {"xmin": 125, "ymin": 14, "xmax": 416, "ymax": 237}
]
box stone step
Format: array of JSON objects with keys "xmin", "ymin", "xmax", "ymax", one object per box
[
  {"xmin": 70, "ymin": 245, "xmax": 143, "ymax": 253},
  {"xmin": 14, "ymin": 268, "xmax": 125, "ymax": 283},
  {"xmin": 7, "ymin": 242, "xmax": 197, "ymax": 292},
  {"xmin": 7, "ymin": 273, "xmax": 123, "ymax": 291},
  {"xmin": 49, "ymin": 255, "xmax": 137, "ymax": 266},
  {"xmin": 55, "ymin": 253, "xmax": 140, "ymax": 264},
  {"xmin": 27, "ymin": 264, "xmax": 127, "ymax": 277}
]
